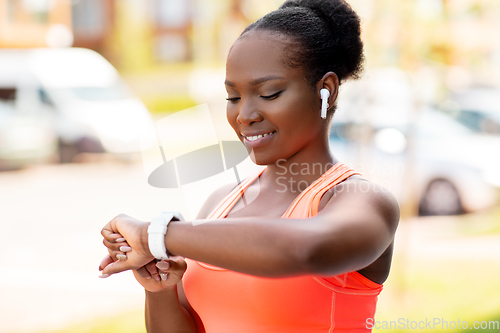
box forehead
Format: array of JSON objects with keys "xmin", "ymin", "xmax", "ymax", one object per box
[{"xmin": 226, "ymin": 31, "xmax": 300, "ymax": 84}]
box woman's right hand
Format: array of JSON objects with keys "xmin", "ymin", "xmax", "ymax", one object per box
[
  {"xmin": 133, "ymin": 256, "xmax": 187, "ymax": 293},
  {"xmin": 99, "ymin": 214, "xmax": 154, "ymax": 276}
]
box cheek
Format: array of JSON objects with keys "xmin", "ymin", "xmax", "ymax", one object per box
[
  {"xmin": 281, "ymin": 91, "xmax": 318, "ymax": 123},
  {"xmin": 226, "ymin": 104, "xmax": 239, "ymax": 131}
]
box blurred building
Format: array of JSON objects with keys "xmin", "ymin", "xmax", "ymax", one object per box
[
  {"xmin": 350, "ymin": 0, "xmax": 500, "ymax": 88},
  {"xmin": 0, "ymin": 0, "xmax": 73, "ymax": 47},
  {"xmin": 70, "ymin": 0, "xmax": 263, "ymax": 112},
  {"xmin": 2, "ymin": 0, "xmax": 499, "ymax": 111},
  {"xmin": 69, "ymin": 0, "xmax": 252, "ymax": 70},
  {"xmin": 71, "ymin": 0, "xmax": 500, "ymax": 90}
]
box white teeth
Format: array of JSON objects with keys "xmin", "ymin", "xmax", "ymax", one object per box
[{"xmin": 245, "ymin": 132, "xmax": 273, "ymax": 142}]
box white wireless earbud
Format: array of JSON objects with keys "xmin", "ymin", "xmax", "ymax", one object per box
[{"xmin": 320, "ymin": 88, "xmax": 330, "ymax": 119}]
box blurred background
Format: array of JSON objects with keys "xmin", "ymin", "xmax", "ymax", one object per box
[{"xmin": 0, "ymin": 0, "xmax": 499, "ymax": 332}]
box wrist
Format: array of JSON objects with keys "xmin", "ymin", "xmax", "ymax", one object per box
[
  {"xmin": 140, "ymin": 222, "xmax": 153, "ymax": 258},
  {"xmin": 145, "ymin": 285, "xmax": 177, "ymax": 296},
  {"xmin": 147, "ymin": 212, "xmax": 184, "ymax": 260}
]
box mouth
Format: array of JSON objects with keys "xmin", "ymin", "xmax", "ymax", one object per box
[
  {"xmin": 241, "ymin": 131, "xmax": 276, "ymax": 145},
  {"xmin": 243, "ymin": 131, "xmax": 275, "ymax": 141}
]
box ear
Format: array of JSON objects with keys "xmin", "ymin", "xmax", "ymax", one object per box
[{"xmin": 317, "ymin": 72, "xmax": 339, "ymax": 108}]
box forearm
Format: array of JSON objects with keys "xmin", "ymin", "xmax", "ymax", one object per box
[
  {"xmin": 163, "ymin": 218, "xmax": 333, "ymax": 277},
  {"xmin": 145, "ymin": 286, "xmax": 197, "ymax": 333}
]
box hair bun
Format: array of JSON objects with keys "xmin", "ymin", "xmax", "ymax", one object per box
[
  {"xmin": 280, "ymin": 0, "xmax": 347, "ymax": 32},
  {"xmin": 240, "ymin": 0, "xmax": 364, "ymax": 85}
]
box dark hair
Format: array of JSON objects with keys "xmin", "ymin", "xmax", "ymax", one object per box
[{"xmin": 240, "ymin": 0, "xmax": 364, "ymax": 87}]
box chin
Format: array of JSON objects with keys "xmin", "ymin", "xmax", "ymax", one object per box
[{"xmin": 249, "ymin": 150, "xmax": 284, "ymax": 166}]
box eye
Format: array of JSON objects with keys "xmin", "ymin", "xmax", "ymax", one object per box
[
  {"xmin": 261, "ymin": 91, "xmax": 282, "ymax": 100},
  {"xmin": 226, "ymin": 97, "xmax": 241, "ymax": 103}
]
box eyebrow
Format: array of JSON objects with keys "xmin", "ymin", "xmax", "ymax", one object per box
[{"xmin": 225, "ymin": 75, "xmax": 285, "ymax": 87}]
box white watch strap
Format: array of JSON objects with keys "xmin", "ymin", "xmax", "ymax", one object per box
[{"xmin": 147, "ymin": 212, "xmax": 183, "ymax": 260}]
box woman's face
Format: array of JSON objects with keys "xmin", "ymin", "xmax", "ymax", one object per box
[{"xmin": 225, "ymin": 31, "xmax": 326, "ymax": 166}]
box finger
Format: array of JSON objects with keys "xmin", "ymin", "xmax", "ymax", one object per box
[
  {"xmin": 103, "ymin": 239, "xmax": 124, "ymax": 252},
  {"xmin": 100, "ymin": 260, "xmax": 132, "ymax": 276},
  {"xmin": 169, "ymin": 256, "xmax": 187, "ymax": 271},
  {"xmin": 163, "ymin": 257, "xmax": 187, "ymax": 280},
  {"xmin": 102, "ymin": 238, "xmax": 132, "ymax": 253},
  {"xmin": 156, "ymin": 260, "xmax": 170, "ymax": 281},
  {"xmin": 158, "ymin": 270, "xmax": 169, "ymax": 281},
  {"xmin": 101, "ymin": 227, "xmax": 117, "ymax": 241},
  {"xmin": 155, "ymin": 257, "xmax": 187, "ymax": 281},
  {"xmin": 105, "ymin": 244, "xmax": 132, "ymax": 259},
  {"xmin": 101, "ymin": 214, "xmax": 127, "ymax": 239},
  {"xmin": 145, "ymin": 261, "xmax": 161, "ymax": 282},
  {"xmin": 99, "ymin": 255, "xmax": 114, "ymax": 271},
  {"xmin": 109, "ymin": 233, "xmax": 127, "ymax": 243},
  {"xmin": 135, "ymin": 266, "xmax": 152, "ymax": 280},
  {"xmin": 106, "ymin": 232, "xmax": 125, "ymax": 242},
  {"xmin": 101, "ymin": 232, "xmax": 127, "ymax": 245},
  {"xmin": 156, "ymin": 260, "xmax": 170, "ymax": 271},
  {"xmin": 107, "ymin": 248, "xmax": 125, "ymax": 261}
]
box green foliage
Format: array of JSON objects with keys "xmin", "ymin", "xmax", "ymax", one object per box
[{"xmin": 375, "ymin": 258, "xmax": 500, "ymax": 333}]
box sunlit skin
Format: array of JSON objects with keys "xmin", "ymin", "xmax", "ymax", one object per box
[
  {"xmin": 99, "ymin": 30, "xmax": 399, "ymax": 333},
  {"xmin": 225, "ymin": 31, "xmax": 334, "ymax": 169},
  {"xmin": 224, "ymin": 31, "xmax": 344, "ymax": 214}
]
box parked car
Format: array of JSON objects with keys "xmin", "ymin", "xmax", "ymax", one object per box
[
  {"xmin": 441, "ymin": 88, "xmax": 500, "ymax": 135},
  {"xmin": 0, "ymin": 48, "xmax": 154, "ymax": 163},
  {"xmin": 330, "ymin": 108, "xmax": 500, "ymax": 216},
  {"xmin": 0, "ymin": 101, "xmax": 57, "ymax": 170}
]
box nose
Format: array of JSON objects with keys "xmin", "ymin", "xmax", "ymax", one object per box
[{"xmin": 236, "ymin": 99, "xmax": 263, "ymax": 125}]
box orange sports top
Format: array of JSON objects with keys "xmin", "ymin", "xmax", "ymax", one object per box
[{"xmin": 183, "ymin": 163, "xmax": 383, "ymax": 333}]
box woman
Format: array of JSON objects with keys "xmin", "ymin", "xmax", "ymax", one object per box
[{"xmin": 99, "ymin": 0, "xmax": 400, "ymax": 332}]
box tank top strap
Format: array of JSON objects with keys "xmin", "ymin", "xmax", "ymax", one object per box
[
  {"xmin": 207, "ymin": 162, "xmax": 359, "ymax": 220},
  {"xmin": 206, "ymin": 168, "xmax": 266, "ymax": 219},
  {"xmin": 282, "ymin": 163, "xmax": 360, "ymax": 219}
]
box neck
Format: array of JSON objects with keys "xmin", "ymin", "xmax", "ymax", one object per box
[{"xmin": 261, "ymin": 144, "xmax": 337, "ymax": 194}]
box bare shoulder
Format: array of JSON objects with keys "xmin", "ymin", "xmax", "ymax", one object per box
[
  {"xmin": 196, "ymin": 182, "xmax": 238, "ymax": 219},
  {"xmin": 323, "ymin": 176, "xmax": 400, "ymax": 231}
]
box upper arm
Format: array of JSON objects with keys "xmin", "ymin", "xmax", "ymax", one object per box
[{"xmin": 303, "ymin": 180, "xmax": 400, "ymax": 276}]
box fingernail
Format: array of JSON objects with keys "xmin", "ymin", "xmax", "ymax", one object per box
[
  {"xmin": 99, "ymin": 274, "xmax": 110, "ymax": 278},
  {"xmin": 156, "ymin": 261, "xmax": 170, "ymax": 270},
  {"xmin": 153, "ymin": 274, "xmax": 160, "ymax": 282},
  {"xmin": 120, "ymin": 246, "xmax": 132, "ymax": 252},
  {"xmin": 116, "ymin": 254, "xmax": 127, "ymax": 261},
  {"xmin": 116, "ymin": 237, "xmax": 126, "ymax": 242},
  {"xmin": 160, "ymin": 272, "xmax": 168, "ymax": 281}
]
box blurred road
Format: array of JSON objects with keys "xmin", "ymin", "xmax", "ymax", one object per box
[
  {"xmin": 0, "ymin": 160, "xmax": 499, "ymax": 332},
  {"xmin": 0, "ymin": 159, "xmax": 187, "ymax": 333}
]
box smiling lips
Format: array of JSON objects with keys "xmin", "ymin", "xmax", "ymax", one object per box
[{"xmin": 242, "ymin": 131, "xmax": 276, "ymax": 144}]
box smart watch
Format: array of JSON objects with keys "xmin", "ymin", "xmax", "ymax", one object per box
[{"xmin": 147, "ymin": 212, "xmax": 184, "ymax": 260}]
